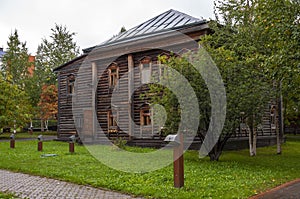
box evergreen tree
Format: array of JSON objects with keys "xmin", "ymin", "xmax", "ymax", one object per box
[{"xmin": 1, "ymin": 29, "xmax": 32, "ymax": 87}]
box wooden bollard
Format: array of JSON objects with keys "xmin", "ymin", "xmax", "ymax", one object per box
[
  {"xmin": 173, "ymin": 133, "xmax": 184, "ymax": 188},
  {"xmin": 69, "ymin": 135, "xmax": 76, "ymax": 153},
  {"xmin": 38, "ymin": 141, "xmax": 43, "ymax": 151},
  {"xmin": 37, "ymin": 135, "xmax": 43, "ymax": 151},
  {"xmin": 164, "ymin": 132, "xmax": 184, "ymax": 188},
  {"xmin": 10, "ymin": 139, "xmax": 15, "ymax": 148},
  {"xmin": 10, "ymin": 134, "xmax": 15, "ymax": 149},
  {"xmin": 69, "ymin": 142, "xmax": 75, "ymax": 153}
]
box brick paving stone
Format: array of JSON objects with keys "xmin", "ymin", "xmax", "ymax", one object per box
[{"xmin": 0, "ymin": 170, "xmax": 144, "ymax": 199}]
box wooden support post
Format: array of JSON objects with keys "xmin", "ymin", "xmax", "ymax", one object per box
[
  {"xmin": 92, "ymin": 62, "xmax": 97, "ymax": 140},
  {"xmin": 128, "ymin": 54, "xmax": 134, "ymax": 140},
  {"xmin": 173, "ymin": 133, "xmax": 184, "ymax": 188}
]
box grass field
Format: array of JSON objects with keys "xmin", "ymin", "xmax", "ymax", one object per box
[{"xmin": 0, "ymin": 136, "xmax": 299, "ymax": 198}]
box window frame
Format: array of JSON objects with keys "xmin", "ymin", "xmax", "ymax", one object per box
[
  {"xmin": 108, "ymin": 64, "xmax": 119, "ymax": 88},
  {"xmin": 140, "ymin": 106, "xmax": 151, "ymax": 126},
  {"xmin": 107, "ymin": 109, "xmax": 118, "ymax": 133},
  {"xmin": 140, "ymin": 56, "xmax": 152, "ymax": 84},
  {"xmin": 67, "ymin": 74, "xmax": 76, "ymax": 95}
]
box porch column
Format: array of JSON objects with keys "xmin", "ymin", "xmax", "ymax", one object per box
[
  {"xmin": 92, "ymin": 62, "xmax": 97, "ymax": 140},
  {"xmin": 128, "ymin": 54, "xmax": 134, "ymax": 139}
]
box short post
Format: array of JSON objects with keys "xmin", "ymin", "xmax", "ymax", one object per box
[
  {"xmin": 37, "ymin": 135, "xmax": 43, "ymax": 151},
  {"xmin": 173, "ymin": 133, "xmax": 184, "ymax": 188},
  {"xmin": 10, "ymin": 134, "xmax": 15, "ymax": 149},
  {"xmin": 69, "ymin": 135, "xmax": 76, "ymax": 153},
  {"xmin": 164, "ymin": 133, "xmax": 184, "ymax": 188}
]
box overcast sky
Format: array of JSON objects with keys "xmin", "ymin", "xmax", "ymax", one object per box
[{"xmin": 0, "ymin": 0, "xmax": 214, "ymax": 54}]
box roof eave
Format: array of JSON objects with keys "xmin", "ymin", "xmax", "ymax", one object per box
[
  {"xmin": 83, "ymin": 20, "xmax": 209, "ymax": 54},
  {"xmin": 53, "ymin": 54, "xmax": 87, "ymax": 72}
]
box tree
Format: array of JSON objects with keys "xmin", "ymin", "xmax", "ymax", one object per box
[
  {"xmin": 0, "ymin": 76, "xmax": 32, "ymax": 129},
  {"xmin": 35, "ymin": 24, "xmax": 80, "ymax": 129},
  {"xmin": 38, "ymin": 85, "xmax": 58, "ymax": 130},
  {"xmin": 35, "ymin": 24, "xmax": 80, "ymax": 85},
  {"xmin": 148, "ymin": 0, "xmax": 299, "ymax": 160},
  {"xmin": 120, "ymin": 26, "xmax": 126, "ymax": 33},
  {"xmin": 1, "ymin": 29, "xmax": 32, "ymax": 87},
  {"xmin": 152, "ymin": 44, "xmax": 271, "ymax": 160},
  {"xmin": 213, "ymin": 0, "xmax": 300, "ymax": 155}
]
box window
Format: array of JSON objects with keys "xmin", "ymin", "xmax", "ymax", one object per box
[
  {"xmin": 140, "ymin": 107, "xmax": 151, "ymax": 126},
  {"xmin": 140, "ymin": 57, "xmax": 152, "ymax": 84},
  {"xmin": 107, "ymin": 110, "xmax": 118, "ymax": 133},
  {"xmin": 108, "ymin": 64, "xmax": 119, "ymax": 87},
  {"xmin": 67, "ymin": 74, "xmax": 75, "ymax": 95},
  {"xmin": 158, "ymin": 53, "xmax": 170, "ymax": 79}
]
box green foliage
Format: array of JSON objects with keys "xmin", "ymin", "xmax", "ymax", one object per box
[
  {"xmin": 0, "ymin": 30, "xmax": 33, "ymax": 128},
  {"xmin": 214, "ymin": 0, "xmax": 300, "ymax": 125},
  {"xmin": 0, "ymin": 29, "xmax": 32, "ymax": 87},
  {"xmin": 201, "ymin": 36, "xmax": 271, "ymax": 132},
  {"xmin": 38, "ymin": 85, "xmax": 58, "ymax": 120},
  {"xmin": 112, "ymin": 137, "xmax": 127, "ymax": 150},
  {"xmin": 35, "ymin": 24, "xmax": 80, "ymax": 85},
  {"xmin": 149, "ymin": 53, "xmax": 210, "ymax": 136},
  {"xmin": 120, "ymin": 26, "xmax": 126, "ymax": 33},
  {"xmin": 191, "ymin": 0, "xmax": 300, "ymax": 159},
  {"xmin": 0, "ymin": 77, "xmax": 32, "ymax": 128},
  {"xmin": 0, "ymin": 138, "xmax": 299, "ymax": 198}
]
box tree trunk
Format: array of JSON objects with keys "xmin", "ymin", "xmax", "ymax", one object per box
[
  {"xmin": 44, "ymin": 120, "xmax": 48, "ymax": 131},
  {"xmin": 249, "ymin": 117, "xmax": 256, "ymax": 156},
  {"xmin": 276, "ymin": 129, "xmax": 281, "ymax": 154},
  {"xmin": 208, "ymin": 135, "xmax": 232, "ymax": 161},
  {"xmin": 277, "ymin": 80, "xmax": 283, "ymax": 154},
  {"xmin": 249, "ymin": 128, "xmax": 254, "ymax": 156},
  {"xmin": 253, "ymin": 127, "xmax": 257, "ymax": 156},
  {"xmin": 209, "ymin": 144, "xmax": 222, "ymax": 161},
  {"xmin": 41, "ymin": 119, "xmax": 44, "ymax": 132}
]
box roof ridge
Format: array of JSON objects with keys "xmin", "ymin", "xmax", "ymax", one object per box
[{"xmin": 84, "ymin": 9, "xmax": 205, "ymax": 52}]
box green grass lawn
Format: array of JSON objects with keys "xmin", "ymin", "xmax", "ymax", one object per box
[{"xmin": 0, "ymin": 136, "xmax": 299, "ymax": 199}]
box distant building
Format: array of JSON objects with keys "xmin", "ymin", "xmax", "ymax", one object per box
[
  {"xmin": 0, "ymin": 47, "xmax": 35, "ymax": 76},
  {"xmin": 28, "ymin": 55, "xmax": 35, "ymax": 76},
  {"xmin": 0, "ymin": 47, "xmax": 5, "ymax": 67}
]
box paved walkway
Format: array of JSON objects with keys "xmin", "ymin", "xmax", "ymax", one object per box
[
  {"xmin": 1, "ymin": 168, "xmax": 299, "ymax": 199},
  {"xmin": 250, "ymin": 179, "xmax": 300, "ymax": 199},
  {"xmin": 0, "ymin": 170, "xmax": 143, "ymax": 199}
]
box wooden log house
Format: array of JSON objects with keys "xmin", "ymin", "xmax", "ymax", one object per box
[{"xmin": 54, "ymin": 9, "xmax": 279, "ymax": 147}]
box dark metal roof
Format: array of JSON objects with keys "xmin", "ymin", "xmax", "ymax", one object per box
[
  {"xmin": 55, "ymin": 9, "xmax": 208, "ymax": 71},
  {"xmin": 83, "ymin": 9, "xmax": 206, "ymax": 53}
]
